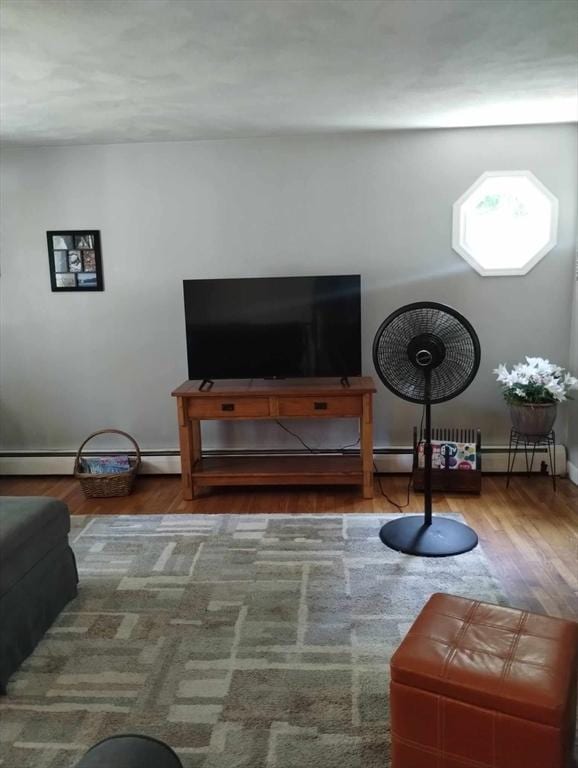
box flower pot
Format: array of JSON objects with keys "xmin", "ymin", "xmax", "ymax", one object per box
[{"xmin": 509, "ymin": 403, "xmax": 557, "ymax": 438}]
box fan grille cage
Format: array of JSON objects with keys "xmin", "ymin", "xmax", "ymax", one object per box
[{"xmin": 373, "ymin": 303, "xmax": 480, "ymax": 404}]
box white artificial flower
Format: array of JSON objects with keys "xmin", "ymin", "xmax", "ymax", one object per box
[
  {"xmin": 545, "ymin": 379, "xmax": 566, "ymax": 401},
  {"xmin": 526, "ymin": 357, "xmax": 552, "ymax": 373},
  {"xmin": 514, "ymin": 368, "xmax": 530, "ymax": 385},
  {"xmin": 525, "ymin": 357, "xmax": 563, "ymax": 379},
  {"xmin": 495, "ymin": 358, "xmax": 578, "ymax": 400},
  {"xmin": 494, "ymin": 364, "xmax": 513, "ymax": 385}
]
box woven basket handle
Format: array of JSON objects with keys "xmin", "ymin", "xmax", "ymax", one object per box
[{"xmin": 76, "ymin": 429, "xmax": 141, "ymax": 466}]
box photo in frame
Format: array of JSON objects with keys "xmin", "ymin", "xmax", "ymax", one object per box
[
  {"xmin": 53, "ymin": 250, "xmax": 68, "ymax": 273},
  {"xmin": 47, "ymin": 230, "xmax": 103, "ymax": 292}
]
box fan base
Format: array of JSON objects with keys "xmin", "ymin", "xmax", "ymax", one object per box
[{"xmin": 379, "ymin": 515, "xmax": 478, "ymax": 557}]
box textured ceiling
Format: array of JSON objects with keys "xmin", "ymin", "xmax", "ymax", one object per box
[{"xmin": 1, "ymin": 0, "xmax": 577, "ymax": 145}]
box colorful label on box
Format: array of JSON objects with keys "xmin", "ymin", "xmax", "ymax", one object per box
[{"xmin": 418, "ymin": 441, "xmax": 476, "ymax": 470}]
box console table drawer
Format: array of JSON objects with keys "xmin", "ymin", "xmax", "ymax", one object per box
[
  {"xmin": 187, "ymin": 397, "xmax": 270, "ymax": 419},
  {"xmin": 277, "ymin": 396, "xmax": 362, "ymax": 418}
]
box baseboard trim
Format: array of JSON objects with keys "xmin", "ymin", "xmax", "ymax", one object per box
[
  {"xmin": 373, "ymin": 443, "xmax": 566, "ymax": 475},
  {"xmin": 0, "ymin": 444, "xmax": 567, "ymax": 477},
  {"xmin": 0, "ymin": 452, "xmax": 183, "ymax": 476},
  {"xmin": 568, "ymin": 460, "xmax": 578, "ymax": 485}
]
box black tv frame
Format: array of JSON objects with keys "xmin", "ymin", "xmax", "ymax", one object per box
[{"xmin": 183, "ymin": 274, "xmax": 362, "ymax": 386}]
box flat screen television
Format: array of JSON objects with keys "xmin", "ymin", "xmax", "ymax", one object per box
[{"xmin": 183, "ymin": 275, "xmax": 361, "ymax": 380}]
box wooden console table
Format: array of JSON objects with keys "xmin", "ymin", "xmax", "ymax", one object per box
[{"xmin": 172, "ymin": 377, "xmax": 376, "ymax": 499}]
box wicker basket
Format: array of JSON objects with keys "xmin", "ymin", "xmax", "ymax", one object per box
[{"xmin": 74, "ymin": 429, "xmax": 141, "ymax": 498}]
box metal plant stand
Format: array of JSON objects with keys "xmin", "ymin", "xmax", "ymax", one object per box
[{"xmin": 506, "ymin": 428, "xmax": 556, "ymax": 491}]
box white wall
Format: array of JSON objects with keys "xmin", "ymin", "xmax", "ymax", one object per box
[
  {"xmin": 1, "ymin": 125, "xmax": 577, "ymax": 454},
  {"xmin": 569, "ymin": 267, "xmax": 578, "ymax": 478}
]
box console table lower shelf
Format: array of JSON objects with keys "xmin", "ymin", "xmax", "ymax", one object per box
[
  {"xmin": 172, "ymin": 377, "xmax": 376, "ymax": 499},
  {"xmin": 193, "ymin": 455, "xmax": 364, "ymax": 489}
]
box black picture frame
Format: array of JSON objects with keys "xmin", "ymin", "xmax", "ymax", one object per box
[{"xmin": 47, "ymin": 230, "xmax": 103, "ymax": 292}]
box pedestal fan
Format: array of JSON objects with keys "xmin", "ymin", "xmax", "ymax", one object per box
[{"xmin": 372, "ymin": 302, "xmax": 481, "ymax": 557}]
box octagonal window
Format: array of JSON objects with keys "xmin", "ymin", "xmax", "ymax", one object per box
[{"xmin": 452, "ymin": 171, "xmax": 558, "ymax": 276}]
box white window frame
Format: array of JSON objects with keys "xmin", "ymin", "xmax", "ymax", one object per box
[{"xmin": 452, "ymin": 170, "xmax": 559, "ymax": 277}]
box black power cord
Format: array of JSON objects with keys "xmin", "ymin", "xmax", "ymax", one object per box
[
  {"xmin": 374, "ymin": 462, "xmax": 413, "ymax": 513},
  {"xmin": 339, "ymin": 435, "xmax": 362, "ymax": 451},
  {"xmin": 275, "ymin": 420, "xmax": 316, "ymax": 452},
  {"xmin": 277, "ymin": 404, "xmax": 427, "ymax": 514},
  {"xmin": 274, "ymin": 420, "xmax": 360, "ymax": 454},
  {"xmin": 374, "ymin": 404, "xmax": 426, "ymax": 513},
  {"xmin": 275, "ymin": 420, "xmax": 360, "ymax": 453}
]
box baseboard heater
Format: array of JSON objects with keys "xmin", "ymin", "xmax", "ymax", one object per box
[{"xmin": 0, "ymin": 444, "xmax": 567, "ymax": 477}]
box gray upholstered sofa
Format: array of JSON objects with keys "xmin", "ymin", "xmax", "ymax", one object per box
[{"xmin": 0, "ymin": 496, "xmax": 78, "ymax": 692}]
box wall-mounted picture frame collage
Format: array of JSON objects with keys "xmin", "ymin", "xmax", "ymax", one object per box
[{"xmin": 47, "ymin": 230, "xmax": 103, "ymax": 292}]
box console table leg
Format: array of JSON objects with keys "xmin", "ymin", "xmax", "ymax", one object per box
[
  {"xmin": 177, "ymin": 398, "xmax": 198, "ymax": 500},
  {"xmin": 361, "ymin": 393, "xmax": 374, "ymax": 499},
  {"xmin": 190, "ymin": 420, "xmax": 202, "ymax": 498}
]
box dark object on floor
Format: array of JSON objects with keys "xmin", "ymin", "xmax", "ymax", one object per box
[
  {"xmin": 75, "ymin": 735, "xmax": 183, "ymax": 767},
  {"xmin": 412, "ymin": 426, "xmax": 482, "ymax": 494},
  {"xmin": 507, "ymin": 427, "xmax": 557, "ymax": 491},
  {"xmin": 373, "ymin": 302, "xmax": 481, "ymax": 555},
  {"xmin": 0, "ymin": 496, "xmax": 78, "ymax": 693},
  {"xmin": 390, "ymin": 592, "xmax": 578, "ymax": 768}
]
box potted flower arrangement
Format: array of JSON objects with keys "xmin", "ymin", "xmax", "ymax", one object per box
[{"xmin": 494, "ymin": 357, "xmax": 578, "ymax": 437}]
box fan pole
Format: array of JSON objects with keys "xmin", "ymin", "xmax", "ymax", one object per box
[{"xmin": 423, "ymin": 369, "xmax": 433, "ymax": 527}]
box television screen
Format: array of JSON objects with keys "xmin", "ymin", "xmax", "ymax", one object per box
[{"xmin": 183, "ymin": 275, "xmax": 361, "ymax": 380}]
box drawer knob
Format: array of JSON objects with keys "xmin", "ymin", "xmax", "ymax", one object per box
[
  {"xmin": 314, "ymin": 401, "xmax": 328, "ymax": 410},
  {"xmin": 221, "ymin": 403, "xmax": 235, "ymax": 411}
]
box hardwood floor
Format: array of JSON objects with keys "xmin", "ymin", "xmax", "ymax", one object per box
[{"xmin": 1, "ymin": 473, "xmax": 577, "ymax": 620}]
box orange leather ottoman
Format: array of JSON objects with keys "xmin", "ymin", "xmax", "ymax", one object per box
[{"xmin": 390, "ymin": 593, "xmax": 578, "ymax": 768}]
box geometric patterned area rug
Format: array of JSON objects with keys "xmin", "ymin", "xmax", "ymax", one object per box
[{"xmin": 0, "ymin": 514, "xmax": 506, "ymax": 768}]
